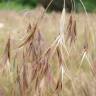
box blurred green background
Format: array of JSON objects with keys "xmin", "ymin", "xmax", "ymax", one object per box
[{"xmin": 0, "ymin": 0, "xmax": 96, "ymax": 12}]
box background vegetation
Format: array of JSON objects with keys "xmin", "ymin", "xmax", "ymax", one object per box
[{"xmin": 0, "ymin": 0, "xmax": 96, "ymax": 12}]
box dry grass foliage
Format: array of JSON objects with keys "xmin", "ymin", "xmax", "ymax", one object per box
[{"xmin": 0, "ymin": 1, "xmax": 96, "ymax": 96}]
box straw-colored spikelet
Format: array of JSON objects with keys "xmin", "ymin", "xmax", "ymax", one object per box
[
  {"xmin": 22, "ymin": 63, "xmax": 28, "ymax": 92},
  {"xmin": 66, "ymin": 14, "xmax": 77, "ymax": 45},
  {"xmin": 16, "ymin": 64, "xmax": 22, "ymax": 96},
  {"xmin": 0, "ymin": 36, "xmax": 11, "ymax": 73},
  {"xmin": 55, "ymin": 47, "xmax": 65, "ymax": 93},
  {"xmin": 2, "ymin": 36, "xmax": 10, "ymax": 65},
  {"xmin": 83, "ymin": 28, "xmax": 88, "ymax": 52},
  {"xmin": 19, "ymin": 22, "xmax": 45, "ymax": 63},
  {"xmin": 27, "ymin": 23, "xmax": 32, "ymax": 33},
  {"xmin": 60, "ymin": 7, "xmax": 66, "ymax": 36},
  {"xmin": 19, "ymin": 23, "xmax": 37, "ymax": 48}
]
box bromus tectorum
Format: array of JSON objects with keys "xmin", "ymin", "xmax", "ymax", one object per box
[{"xmin": 0, "ymin": 0, "xmax": 96, "ymax": 96}]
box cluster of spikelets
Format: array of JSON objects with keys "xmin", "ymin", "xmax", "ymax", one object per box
[{"xmin": 0, "ymin": 0, "xmax": 96, "ymax": 96}]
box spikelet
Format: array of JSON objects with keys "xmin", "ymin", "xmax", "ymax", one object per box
[
  {"xmin": 60, "ymin": 6, "xmax": 65, "ymax": 36},
  {"xmin": 20, "ymin": 22, "xmax": 45, "ymax": 63},
  {"xmin": 27, "ymin": 23, "xmax": 32, "ymax": 33},
  {"xmin": 22, "ymin": 63, "xmax": 28, "ymax": 92},
  {"xmin": 77, "ymin": 27, "xmax": 93, "ymax": 74},
  {"xmin": 55, "ymin": 46, "xmax": 65, "ymax": 94},
  {"xmin": 2, "ymin": 36, "xmax": 10, "ymax": 65},
  {"xmin": 16, "ymin": 64, "xmax": 23, "ymax": 96},
  {"xmin": 0, "ymin": 35, "xmax": 11, "ymax": 73},
  {"xmin": 83, "ymin": 28, "xmax": 88, "ymax": 52},
  {"xmin": 55, "ymin": 77, "xmax": 62, "ymax": 92},
  {"xmin": 66, "ymin": 14, "xmax": 77, "ymax": 45},
  {"xmin": 19, "ymin": 23, "xmax": 37, "ymax": 48}
]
